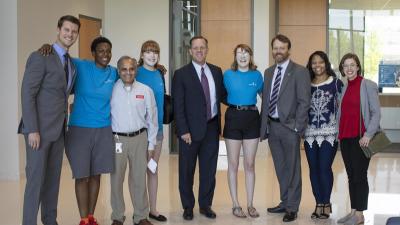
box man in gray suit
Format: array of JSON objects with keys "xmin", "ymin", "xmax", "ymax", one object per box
[
  {"xmin": 260, "ymin": 34, "xmax": 311, "ymax": 222},
  {"xmin": 18, "ymin": 15, "xmax": 80, "ymax": 225}
]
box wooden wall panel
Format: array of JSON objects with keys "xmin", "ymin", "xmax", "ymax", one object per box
[
  {"xmin": 279, "ymin": 26, "xmax": 326, "ymax": 65},
  {"xmin": 379, "ymin": 95, "xmax": 400, "ymax": 107},
  {"xmin": 278, "ymin": 0, "xmax": 328, "ymax": 64},
  {"xmin": 201, "ymin": 0, "xmax": 251, "ymax": 134},
  {"xmin": 279, "ymin": 0, "xmax": 326, "ymax": 26},
  {"xmin": 201, "ymin": 20, "xmax": 251, "ymax": 70},
  {"xmin": 202, "ymin": 0, "xmax": 251, "ymax": 21}
]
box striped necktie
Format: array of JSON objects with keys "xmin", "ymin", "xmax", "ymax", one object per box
[{"xmin": 269, "ymin": 66, "xmax": 282, "ymax": 116}]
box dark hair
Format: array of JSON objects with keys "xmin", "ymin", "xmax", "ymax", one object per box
[
  {"xmin": 117, "ymin": 56, "xmax": 137, "ymax": 70},
  {"xmin": 306, "ymin": 51, "xmax": 336, "ymax": 80},
  {"xmin": 271, "ymin": 34, "xmax": 291, "ymax": 50},
  {"xmin": 90, "ymin": 36, "xmax": 112, "ymax": 52},
  {"xmin": 57, "ymin": 15, "xmax": 81, "ymax": 31},
  {"xmin": 231, "ymin": 44, "xmax": 257, "ymax": 71},
  {"xmin": 339, "ymin": 53, "xmax": 362, "ymax": 77},
  {"xmin": 189, "ymin": 36, "xmax": 208, "ymax": 48},
  {"xmin": 138, "ymin": 40, "xmax": 160, "ymax": 67}
]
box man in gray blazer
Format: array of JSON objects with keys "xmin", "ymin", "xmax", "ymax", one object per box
[
  {"xmin": 260, "ymin": 34, "xmax": 311, "ymax": 222},
  {"xmin": 18, "ymin": 15, "xmax": 80, "ymax": 225}
]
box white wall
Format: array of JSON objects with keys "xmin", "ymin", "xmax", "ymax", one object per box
[
  {"xmin": 16, "ymin": 0, "xmax": 105, "ymax": 179},
  {"xmin": 253, "ymin": 0, "xmax": 273, "ymax": 74},
  {"xmin": 0, "ymin": 0, "xmax": 105, "ymax": 180},
  {"xmin": 104, "ymin": 0, "xmax": 170, "ymax": 151},
  {"xmin": 0, "ymin": 0, "xmax": 19, "ymax": 180}
]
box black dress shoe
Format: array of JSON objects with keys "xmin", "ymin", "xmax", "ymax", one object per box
[
  {"xmin": 199, "ymin": 207, "xmax": 216, "ymax": 219},
  {"xmin": 111, "ymin": 220, "xmax": 123, "ymax": 225},
  {"xmin": 283, "ymin": 211, "xmax": 297, "ymax": 222},
  {"xmin": 149, "ymin": 213, "xmax": 167, "ymax": 222},
  {"xmin": 267, "ymin": 205, "xmax": 286, "ymax": 213},
  {"xmin": 183, "ymin": 208, "xmax": 193, "ymax": 220}
]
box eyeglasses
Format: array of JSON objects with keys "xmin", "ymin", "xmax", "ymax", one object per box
[
  {"xmin": 342, "ymin": 64, "xmax": 358, "ymax": 69},
  {"xmin": 236, "ymin": 51, "xmax": 250, "ymax": 56}
]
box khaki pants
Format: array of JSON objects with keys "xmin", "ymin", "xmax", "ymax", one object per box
[{"xmin": 110, "ymin": 131, "xmax": 149, "ymax": 223}]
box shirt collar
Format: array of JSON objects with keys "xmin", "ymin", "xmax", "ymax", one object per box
[
  {"xmin": 117, "ymin": 79, "xmax": 137, "ymax": 90},
  {"xmin": 277, "ymin": 59, "xmax": 290, "ymax": 70},
  {"xmin": 192, "ymin": 60, "xmax": 208, "ymax": 72},
  {"xmin": 52, "ymin": 43, "xmax": 67, "ymax": 58}
]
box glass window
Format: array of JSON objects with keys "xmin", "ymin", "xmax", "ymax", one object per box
[
  {"xmin": 171, "ymin": 0, "xmax": 200, "ymax": 71},
  {"xmin": 329, "ymin": 1, "xmax": 400, "ymax": 93},
  {"xmin": 170, "ymin": 0, "xmax": 200, "ymax": 153}
]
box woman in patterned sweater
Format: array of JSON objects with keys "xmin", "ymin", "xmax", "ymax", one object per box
[{"xmin": 304, "ymin": 51, "xmax": 343, "ymax": 219}]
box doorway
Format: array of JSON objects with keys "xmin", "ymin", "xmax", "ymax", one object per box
[{"xmin": 79, "ymin": 15, "xmax": 102, "ymax": 59}]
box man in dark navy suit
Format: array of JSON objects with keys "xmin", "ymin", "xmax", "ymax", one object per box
[{"xmin": 172, "ymin": 36, "xmax": 226, "ymax": 220}]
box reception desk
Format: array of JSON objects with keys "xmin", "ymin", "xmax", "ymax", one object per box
[{"xmin": 379, "ymin": 94, "xmax": 400, "ymax": 143}]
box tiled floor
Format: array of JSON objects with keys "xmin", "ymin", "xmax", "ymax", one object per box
[{"xmin": 2, "ymin": 141, "xmax": 400, "ymax": 225}]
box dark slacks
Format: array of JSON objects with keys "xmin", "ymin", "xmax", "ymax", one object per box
[
  {"xmin": 304, "ymin": 140, "xmax": 337, "ymax": 204},
  {"xmin": 178, "ymin": 119, "xmax": 219, "ymax": 209},
  {"xmin": 268, "ymin": 120, "xmax": 302, "ymax": 212},
  {"xmin": 23, "ymin": 133, "xmax": 64, "ymax": 225},
  {"xmin": 340, "ymin": 137, "xmax": 370, "ymax": 211}
]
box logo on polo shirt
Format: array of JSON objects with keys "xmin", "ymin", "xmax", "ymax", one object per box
[
  {"xmin": 136, "ymin": 95, "xmax": 144, "ymax": 99},
  {"xmin": 249, "ymin": 82, "xmax": 257, "ymax": 87}
]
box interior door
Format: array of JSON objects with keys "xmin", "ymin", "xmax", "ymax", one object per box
[{"xmin": 79, "ymin": 15, "xmax": 102, "ymax": 60}]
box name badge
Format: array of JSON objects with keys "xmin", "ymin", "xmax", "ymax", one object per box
[
  {"xmin": 115, "ymin": 142, "xmax": 123, "ymax": 153},
  {"xmin": 136, "ymin": 95, "xmax": 144, "ymax": 99}
]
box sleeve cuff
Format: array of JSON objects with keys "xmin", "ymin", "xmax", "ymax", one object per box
[{"xmin": 148, "ymin": 143, "xmax": 155, "ymax": 151}]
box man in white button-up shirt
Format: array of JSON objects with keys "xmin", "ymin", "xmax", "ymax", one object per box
[{"xmin": 110, "ymin": 56, "xmax": 158, "ymax": 225}]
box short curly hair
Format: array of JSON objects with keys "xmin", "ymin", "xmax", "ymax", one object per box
[{"xmin": 90, "ymin": 36, "xmax": 112, "ymax": 53}]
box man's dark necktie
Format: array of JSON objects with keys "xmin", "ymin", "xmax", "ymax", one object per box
[
  {"xmin": 64, "ymin": 53, "xmax": 70, "ymax": 86},
  {"xmin": 269, "ymin": 66, "xmax": 283, "ymax": 116},
  {"xmin": 200, "ymin": 67, "xmax": 212, "ymax": 120}
]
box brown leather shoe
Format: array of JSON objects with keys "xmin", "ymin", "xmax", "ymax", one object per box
[{"xmin": 134, "ymin": 219, "xmax": 153, "ymax": 225}]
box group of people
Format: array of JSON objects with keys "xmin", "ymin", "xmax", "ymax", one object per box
[
  {"xmin": 18, "ymin": 14, "xmax": 381, "ymax": 225},
  {"xmin": 19, "ymin": 15, "xmax": 167, "ymax": 225}
]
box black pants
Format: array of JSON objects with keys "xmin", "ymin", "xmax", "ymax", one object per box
[
  {"xmin": 340, "ymin": 137, "xmax": 370, "ymax": 211},
  {"xmin": 178, "ymin": 119, "xmax": 219, "ymax": 209}
]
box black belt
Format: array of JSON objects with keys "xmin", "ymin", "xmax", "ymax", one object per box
[
  {"xmin": 228, "ymin": 104, "xmax": 257, "ymax": 111},
  {"xmin": 268, "ymin": 116, "xmax": 280, "ymax": 122},
  {"xmin": 113, "ymin": 128, "xmax": 146, "ymax": 137}
]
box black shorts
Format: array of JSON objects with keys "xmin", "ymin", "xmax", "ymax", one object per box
[{"xmin": 223, "ymin": 107, "xmax": 260, "ymax": 140}]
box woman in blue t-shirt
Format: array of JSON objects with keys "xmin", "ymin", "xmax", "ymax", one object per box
[
  {"xmin": 304, "ymin": 51, "xmax": 343, "ymax": 220},
  {"xmin": 135, "ymin": 40, "xmax": 167, "ymax": 222},
  {"xmin": 223, "ymin": 44, "xmax": 263, "ymax": 218}
]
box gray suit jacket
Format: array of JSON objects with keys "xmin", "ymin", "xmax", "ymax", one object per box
[
  {"xmin": 18, "ymin": 49, "xmax": 76, "ymax": 142},
  {"xmin": 260, "ymin": 60, "xmax": 311, "ymax": 140}
]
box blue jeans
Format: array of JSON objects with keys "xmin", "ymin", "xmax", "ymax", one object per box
[{"xmin": 304, "ymin": 140, "xmax": 337, "ymax": 204}]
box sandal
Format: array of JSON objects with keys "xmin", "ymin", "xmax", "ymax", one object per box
[
  {"xmin": 247, "ymin": 206, "xmax": 260, "ymax": 218},
  {"xmin": 319, "ymin": 203, "xmax": 332, "ymax": 219},
  {"xmin": 232, "ymin": 206, "xmax": 247, "ymax": 218},
  {"xmin": 311, "ymin": 204, "xmax": 323, "ymax": 219}
]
